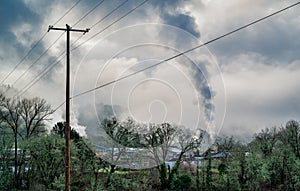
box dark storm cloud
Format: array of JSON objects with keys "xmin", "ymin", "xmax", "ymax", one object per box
[
  {"xmin": 0, "ymin": 0, "xmax": 42, "ymax": 63},
  {"xmin": 162, "ymin": 13, "xmax": 200, "ymax": 38},
  {"xmin": 145, "ymin": 1, "xmax": 214, "ymax": 123},
  {"xmin": 0, "ymin": 0, "xmax": 39, "ymax": 28},
  {"xmin": 190, "ymin": 61, "xmax": 215, "ymax": 122},
  {"xmin": 149, "ymin": 0, "xmax": 200, "ymax": 38}
]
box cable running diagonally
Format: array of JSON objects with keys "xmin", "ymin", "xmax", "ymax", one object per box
[
  {"xmin": 53, "ymin": 1, "xmax": 300, "ymax": 111},
  {"xmin": 53, "ymin": 0, "xmax": 82, "ymax": 26},
  {"xmin": 14, "ymin": 0, "xmax": 109, "ymax": 98},
  {"xmin": 11, "ymin": 32, "xmax": 65, "ymax": 86},
  {"xmin": 16, "ymin": 0, "xmax": 141, "ymax": 96},
  {"xmin": 15, "ymin": 53, "xmax": 65, "ymax": 98},
  {"xmin": 72, "ymin": 0, "xmax": 105, "ymax": 26},
  {"xmin": 72, "ymin": 0, "xmax": 150, "ymax": 51},
  {"xmin": 71, "ymin": 0, "xmax": 129, "ymax": 49},
  {"xmin": 0, "ymin": 0, "xmax": 82, "ymax": 85},
  {"xmin": 11, "ymin": 0, "xmax": 106, "ymax": 87},
  {"xmin": 90, "ymin": 0, "xmax": 129, "ymax": 29}
]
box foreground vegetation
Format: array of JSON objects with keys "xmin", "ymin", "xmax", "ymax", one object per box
[{"xmin": 0, "ymin": 93, "xmax": 299, "ymax": 190}]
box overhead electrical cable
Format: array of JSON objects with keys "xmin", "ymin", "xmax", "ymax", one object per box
[
  {"xmin": 90, "ymin": 0, "xmax": 129, "ymax": 29},
  {"xmin": 15, "ymin": 53, "xmax": 65, "ymax": 98},
  {"xmin": 72, "ymin": 0, "xmax": 150, "ymax": 51},
  {"xmin": 0, "ymin": 0, "xmax": 82, "ymax": 85},
  {"xmin": 72, "ymin": 0, "xmax": 105, "ymax": 26},
  {"xmin": 52, "ymin": 0, "xmax": 82, "ymax": 26},
  {"xmin": 11, "ymin": 32, "xmax": 65, "ymax": 86},
  {"xmin": 0, "ymin": 32, "xmax": 48, "ymax": 85},
  {"xmin": 14, "ymin": 0, "xmax": 109, "ymax": 97},
  {"xmin": 12, "ymin": 0, "xmax": 105, "ymax": 87},
  {"xmin": 16, "ymin": 0, "xmax": 143, "ymax": 97},
  {"xmin": 71, "ymin": 0, "xmax": 129, "ymax": 49},
  {"xmin": 52, "ymin": 1, "xmax": 300, "ymax": 111}
]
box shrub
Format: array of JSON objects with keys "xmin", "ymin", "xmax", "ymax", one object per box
[{"xmin": 174, "ymin": 174, "xmax": 192, "ymax": 190}]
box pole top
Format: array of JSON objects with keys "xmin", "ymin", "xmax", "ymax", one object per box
[{"xmin": 48, "ymin": 25, "xmax": 53, "ymax": 32}]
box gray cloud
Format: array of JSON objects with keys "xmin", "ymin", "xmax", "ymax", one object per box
[
  {"xmin": 209, "ymin": 21, "xmax": 300, "ymax": 63},
  {"xmin": 0, "ymin": 0, "xmax": 42, "ymax": 65},
  {"xmin": 1, "ymin": 0, "xmax": 299, "ymax": 141},
  {"xmin": 162, "ymin": 12, "xmax": 200, "ymax": 38},
  {"xmin": 187, "ymin": 0, "xmax": 300, "ymax": 63}
]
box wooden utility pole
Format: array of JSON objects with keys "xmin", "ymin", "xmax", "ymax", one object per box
[{"xmin": 48, "ymin": 24, "xmax": 89, "ymax": 191}]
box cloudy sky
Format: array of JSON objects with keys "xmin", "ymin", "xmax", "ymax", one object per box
[{"xmin": 0, "ymin": 0, "xmax": 300, "ymax": 141}]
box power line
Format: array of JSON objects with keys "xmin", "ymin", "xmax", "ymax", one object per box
[
  {"xmin": 0, "ymin": 32, "xmax": 48, "ymax": 85},
  {"xmin": 90, "ymin": 0, "xmax": 129, "ymax": 29},
  {"xmin": 53, "ymin": 101, "xmax": 67, "ymax": 113},
  {"xmin": 20, "ymin": 0, "xmax": 110, "ymax": 95},
  {"xmin": 72, "ymin": 0, "xmax": 105, "ymax": 26},
  {"xmin": 0, "ymin": 0, "xmax": 82, "ymax": 85},
  {"xmin": 11, "ymin": 32, "xmax": 65, "ymax": 86},
  {"xmin": 53, "ymin": 0, "xmax": 82, "ymax": 26},
  {"xmin": 54, "ymin": 0, "xmax": 105, "ymax": 49},
  {"xmin": 53, "ymin": 1, "xmax": 300, "ymax": 111},
  {"xmin": 16, "ymin": 0, "xmax": 139, "ymax": 96},
  {"xmin": 15, "ymin": 53, "xmax": 66, "ymax": 98},
  {"xmin": 11, "ymin": 0, "xmax": 105, "ymax": 87},
  {"xmin": 70, "ymin": 0, "xmax": 129, "ymax": 49},
  {"xmin": 72, "ymin": 0, "xmax": 150, "ymax": 51},
  {"xmin": 15, "ymin": 0, "xmax": 129, "ymax": 96}
]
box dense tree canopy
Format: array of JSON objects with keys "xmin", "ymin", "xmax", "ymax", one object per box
[{"xmin": 0, "ymin": 95, "xmax": 299, "ymax": 190}]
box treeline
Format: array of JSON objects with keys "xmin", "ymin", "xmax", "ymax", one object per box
[
  {"xmin": 0, "ymin": 93, "xmax": 299, "ymax": 190},
  {"xmin": 205, "ymin": 120, "xmax": 300, "ymax": 191},
  {"xmin": 98, "ymin": 118, "xmax": 300, "ymax": 191},
  {"xmin": 0, "ymin": 94, "xmax": 104, "ymax": 190}
]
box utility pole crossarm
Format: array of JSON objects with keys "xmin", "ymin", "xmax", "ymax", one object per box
[
  {"xmin": 48, "ymin": 24, "xmax": 89, "ymax": 191},
  {"xmin": 48, "ymin": 25, "xmax": 90, "ymax": 34}
]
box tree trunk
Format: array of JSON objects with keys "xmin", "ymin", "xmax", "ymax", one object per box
[
  {"xmin": 167, "ymin": 151, "xmax": 184, "ymax": 188},
  {"xmin": 158, "ymin": 163, "xmax": 168, "ymax": 189},
  {"xmin": 14, "ymin": 132, "xmax": 18, "ymax": 188},
  {"xmin": 106, "ymin": 164, "xmax": 115, "ymax": 187}
]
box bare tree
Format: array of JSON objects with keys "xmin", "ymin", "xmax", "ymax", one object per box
[
  {"xmin": 217, "ymin": 136, "xmax": 236, "ymax": 156},
  {"xmin": 0, "ymin": 94, "xmax": 22, "ymax": 187},
  {"xmin": 143, "ymin": 123, "xmax": 176, "ymax": 166},
  {"xmin": 19, "ymin": 97, "xmax": 53, "ymax": 139},
  {"xmin": 100, "ymin": 117, "xmax": 129, "ymax": 186},
  {"xmin": 99, "ymin": 117, "xmax": 205, "ymax": 189},
  {"xmin": 166, "ymin": 128, "xmax": 204, "ymax": 187},
  {"xmin": 0, "ymin": 94, "xmax": 53, "ymax": 188},
  {"xmin": 143, "ymin": 124, "xmax": 205, "ymax": 189}
]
